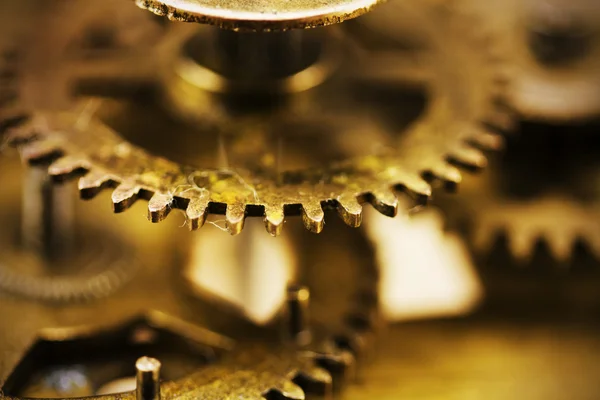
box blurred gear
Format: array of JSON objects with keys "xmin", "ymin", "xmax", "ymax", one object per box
[
  {"xmin": 0, "ymin": 152, "xmax": 139, "ymax": 303},
  {"xmin": 0, "ymin": 231, "xmax": 138, "ymax": 302},
  {"xmin": 472, "ymin": 194, "xmax": 600, "ymax": 262},
  {"xmin": 442, "ymin": 122, "xmax": 600, "ymax": 263},
  {"xmin": 465, "ymin": 0, "xmax": 600, "ymax": 122},
  {"xmin": 0, "ymin": 216, "xmax": 379, "ymax": 400},
  {"xmin": 2, "ymin": 0, "xmax": 512, "ymax": 236}
]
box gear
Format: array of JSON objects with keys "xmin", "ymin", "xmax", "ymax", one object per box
[
  {"xmin": 471, "ymin": 193, "xmax": 600, "ymax": 262},
  {"xmin": 0, "ymin": 215, "xmax": 379, "ymax": 400},
  {"xmin": 441, "ymin": 122, "xmax": 600, "ymax": 263},
  {"xmin": 464, "ymin": 0, "xmax": 600, "ymax": 123},
  {"xmin": 0, "ymin": 230, "xmax": 139, "ymax": 303},
  {"xmin": 0, "ymin": 154, "xmax": 140, "ymax": 303},
  {"xmin": 1, "ymin": 0, "xmax": 513, "ymax": 236}
]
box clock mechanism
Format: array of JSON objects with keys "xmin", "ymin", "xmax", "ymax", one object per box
[{"xmin": 0, "ymin": 0, "xmax": 598, "ymax": 399}]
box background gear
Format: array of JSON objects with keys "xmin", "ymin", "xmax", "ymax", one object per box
[
  {"xmin": 0, "ymin": 209, "xmax": 379, "ymax": 399},
  {"xmin": 464, "ymin": 0, "xmax": 600, "ymax": 122},
  {"xmin": 440, "ymin": 121, "xmax": 600, "ymax": 263}
]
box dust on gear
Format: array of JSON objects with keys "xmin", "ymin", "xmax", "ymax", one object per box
[{"xmin": 1, "ymin": 0, "xmax": 513, "ymax": 236}]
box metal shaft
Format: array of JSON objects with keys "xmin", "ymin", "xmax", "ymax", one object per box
[
  {"xmin": 21, "ymin": 167, "xmax": 74, "ymax": 262},
  {"xmin": 185, "ymin": 27, "xmax": 322, "ymax": 84},
  {"xmin": 136, "ymin": 357, "xmax": 161, "ymax": 400},
  {"xmin": 285, "ymin": 285, "xmax": 311, "ymax": 345}
]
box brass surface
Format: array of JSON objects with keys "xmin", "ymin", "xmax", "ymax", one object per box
[
  {"xmin": 133, "ymin": 0, "xmax": 386, "ymax": 31},
  {"xmin": 2, "ymin": 0, "xmax": 512, "ymax": 236},
  {"xmin": 0, "ymin": 153, "xmax": 379, "ymax": 400},
  {"xmin": 2, "ymin": 1, "xmax": 599, "ymax": 400}
]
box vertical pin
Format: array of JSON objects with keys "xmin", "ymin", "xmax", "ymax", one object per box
[
  {"xmin": 21, "ymin": 167, "xmax": 74, "ymax": 262},
  {"xmin": 136, "ymin": 357, "xmax": 161, "ymax": 400},
  {"xmin": 285, "ymin": 285, "xmax": 311, "ymax": 346}
]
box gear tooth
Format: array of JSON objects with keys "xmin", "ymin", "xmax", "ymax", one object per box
[
  {"xmin": 225, "ymin": 203, "xmax": 246, "ymax": 235},
  {"xmin": 547, "ymin": 231, "xmax": 574, "ymax": 262},
  {"xmin": 368, "ymin": 189, "xmax": 398, "ymax": 217},
  {"xmin": 431, "ymin": 163, "xmax": 462, "ymax": 189},
  {"xmin": 473, "ymin": 221, "xmax": 497, "ymax": 253},
  {"xmin": 78, "ymin": 171, "xmax": 112, "ymax": 199},
  {"xmin": 469, "ymin": 129, "xmax": 504, "ymax": 151},
  {"xmin": 401, "ymin": 176, "xmax": 432, "ymax": 203},
  {"xmin": 269, "ymin": 378, "xmax": 305, "ymax": 400},
  {"xmin": 508, "ymin": 228, "xmax": 536, "ymax": 263},
  {"xmin": 20, "ymin": 140, "xmax": 62, "ymax": 163},
  {"xmin": 314, "ymin": 348, "xmax": 355, "ymax": 386},
  {"xmin": 186, "ymin": 195, "xmax": 209, "ymax": 231},
  {"xmin": 264, "ymin": 205, "xmax": 285, "ymax": 236},
  {"xmin": 449, "ymin": 146, "xmax": 487, "ymax": 170},
  {"xmin": 484, "ymin": 108, "xmax": 515, "ymax": 132},
  {"xmin": 302, "ymin": 201, "xmax": 325, "ymax": 233},
  {"xmin": 336, "ymin": 195, "xmax": 362, "ymax": 228},
  {"xmin": 306, "ymin": 365, "xmax": 332, "ymax": 387},
  {"xmin": 148, "ymin": 192, "xmax": 173, "ymax": 223},
  {"xmin": 48, "ymin": 155, "xmax": 87, "ymax": 178},
  {"xmin": 111, "ymin": 182, "xmax": 142, "ymax": 213},
  {"xmin": 291, "ymin": 366, "xmax": 332, "ymax": 397}
]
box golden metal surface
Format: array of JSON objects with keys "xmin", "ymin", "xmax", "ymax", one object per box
[
  {"xmin": 0, "ymin": 152, "xmax": 379, "ymax": 399},
  {"xmin": 133, "ymin": 0, "xmax": 386, "ymax": 31},
  {"xmin": 3, "ymin": 1, "xmax": 599, "ymax": 400},
  {"xmin": 2, "ymin": 0, "xmax": 512, "ymax": 236}
]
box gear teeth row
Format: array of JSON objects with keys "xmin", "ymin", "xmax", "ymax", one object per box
[
  {"xmin": 0, "ymin": 0, "xmax": 513, "ymax": 237},
  {"xmin": 473, "ymin": 200, "xmax": 600, "ymax": 263},
  {"xmin": 3, "ymin": 114, "xmax": 491, "ymax": 235},
  {"xmin": 3, "ymin": 108, "xmax": 508, "ymax": 236}
]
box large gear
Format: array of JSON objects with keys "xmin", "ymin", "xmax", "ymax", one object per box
[
  {"xmin": 0, "ymin": 213, "xmax": 379, "ymax": 400},
  {"xmin": 1, "ymin": 0, "xmax": 513, "ymax": 236}
]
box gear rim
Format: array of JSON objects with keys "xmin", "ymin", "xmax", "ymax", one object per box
[{"xmin": 1, "ymin": 1, "xmax": 514, "ymax": 236}]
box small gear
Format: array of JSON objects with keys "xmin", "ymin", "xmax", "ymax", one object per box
[
  {"xmin": 0, "ymin": 231, "xmax": 139, "ymax": 303},
  {"xmin": 1, "ymin": 0, "xmax": 513, "ymax": 236},
  {"xmin": 441, "ymin": 122, "xmax": 600, "ymax": 263},
  {"xmin": 471, "ymin": 194, "xmax": 600, "ymax": 262},
  {"xmin": 0, "ymin": 217, "xmax": 379, "ymax": 400}
]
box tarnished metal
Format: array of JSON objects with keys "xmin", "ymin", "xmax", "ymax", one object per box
[
  {"xmin": 2, "ymin": 0, "xmax": 512, "ymax": 236},
  {"xmin": 132, "ymin": 0, "xmax": 386, "ymax": 31}
]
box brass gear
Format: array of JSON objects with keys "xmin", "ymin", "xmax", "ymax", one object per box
[
  {"xmin": 1, "ymin": 1, "xmax": 513, "ymax": 236},
  {"xmin": 0, "ymin": 215, "xmax": 379, "ymax": 400}
]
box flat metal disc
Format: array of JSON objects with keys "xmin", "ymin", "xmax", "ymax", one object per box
[{"xmin": 134, "ymin": 0, "xmax": 385, "ymax": 30}]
